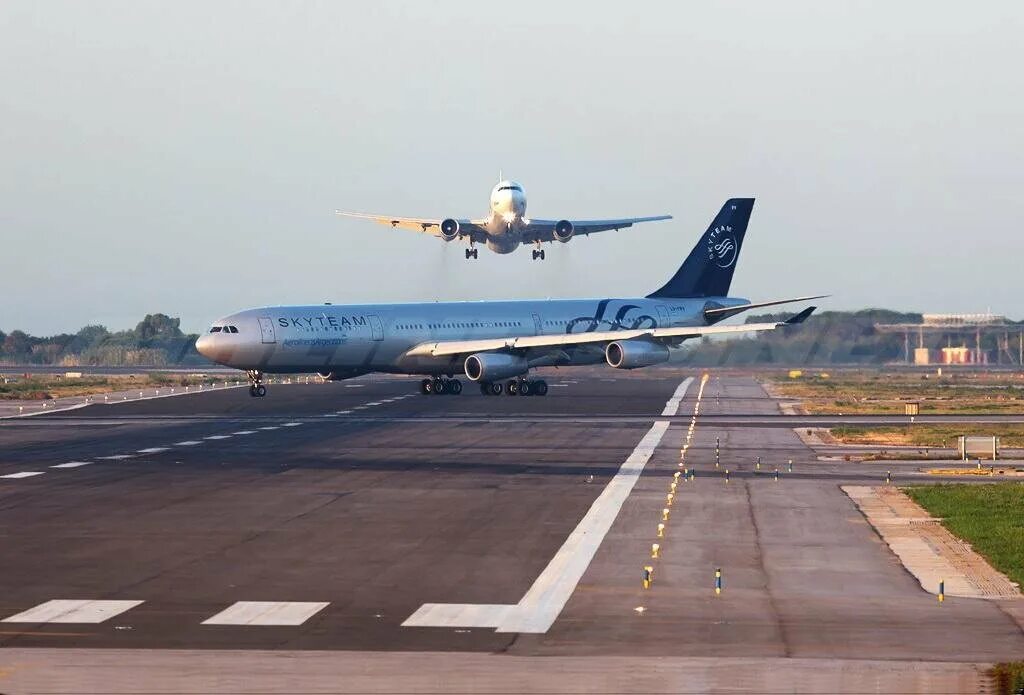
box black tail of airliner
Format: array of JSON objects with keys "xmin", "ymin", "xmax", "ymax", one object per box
[{"xmin": 646, "ymin": 198, "xmax": 755, "ymax": 299}]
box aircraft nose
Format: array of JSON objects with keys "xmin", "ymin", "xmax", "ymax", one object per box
[{"xmin": 195, "ymin": 334, "xmax": 214, "ymax": 359}]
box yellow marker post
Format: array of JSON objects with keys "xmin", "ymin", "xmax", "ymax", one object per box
[
  {"xmin": 666, "ymin": 492, "xmax": 674, "ymax": 506},
  {"xmin": 673, "ymin": 471, "xmax": 681, "ymax": 482},
  {"xmin": 642, "ymin": 566, "xmax": 653, "ymax": 589},
  {"xmin": 657, "ymin": 522, "xmax": 665, "ymax": 538},
  {"xmin": 662, "ymin": 507, "xmax": 670, "ymax": 521},
  {"xmin": 651, "ymin": 543, "xmax": 660, "ymax": 559},
  {"xmin": 939, "ymin": 579, "xmax": 945, "ymax": 603},
  {"xmin": 715, "ymin": 568, "xmax": 722, "ymax": 595},
  {"xmin": 670, "ymin": 482, "xmax": 677, "ymax": 494}
]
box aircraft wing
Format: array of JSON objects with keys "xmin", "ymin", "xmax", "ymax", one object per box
[
  {"xmin": 405, "ymin": 307, "xmax": 816, "ymax": 359},
  {"xmin": 525, "ymin": 215, "xmax": 671, "ymax": 242},
  {"xmin": 335, "ymin": 211, "xmax": 489, "ymax": 242}
]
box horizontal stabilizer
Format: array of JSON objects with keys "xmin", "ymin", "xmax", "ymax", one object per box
[
  {"xmin": 785, "ymin": 306, "xmax": 817, "ymax": 324},
  {"xmin": 703, "ymin": 294, "xmax": 829, "ymax": 321}
]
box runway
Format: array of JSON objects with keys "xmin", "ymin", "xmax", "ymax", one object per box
[{"xmin": 0, "ymin": 370, "xmax": 1020, "ymax": 691}]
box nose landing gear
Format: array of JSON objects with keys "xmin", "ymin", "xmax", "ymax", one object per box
[
  {"xmin": 247, "ymin": 370, "xmax": 267, "ymax": 398},
  {"xmin": 531, "ymin": 249, "xmax": 546, "ymax": 261}
]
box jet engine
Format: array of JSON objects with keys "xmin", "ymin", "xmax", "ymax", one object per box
[
  {"xmin": 464, "ymin": 352, "xmax": 528, "ymax": 382},
  {"xmin": 605, "ymin": 339, "xmax": 670, "ymax": 369},
  {"xmin": 439, "ymin": 218, "xmax": 460, "ymax": 241},
  {"xmin": 553, "ymin": 219, "xmax": 574, "ymax": 242}
]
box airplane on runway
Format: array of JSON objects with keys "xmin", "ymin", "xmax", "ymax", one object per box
[
  {"xmin": 336, "ymin": 177, "xmax": 671, "ymax": 260},
  {"xmin": 197, "ymin": 198, "xmax": 824, "ymax": 397}
]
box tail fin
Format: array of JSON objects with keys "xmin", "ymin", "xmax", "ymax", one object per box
[{"xmin": 646, "ymin": 198, "xmax": 754, "ymax": 299}]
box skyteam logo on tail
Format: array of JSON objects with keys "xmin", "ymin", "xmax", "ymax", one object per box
[{"xmin": 707, "ymin": 225, "xmax": 737, "ymax": 269}]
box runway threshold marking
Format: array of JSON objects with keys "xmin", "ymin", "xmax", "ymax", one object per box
[
  {"xmin": 0, "ymin": 471, "xmax": 45, "ymax": 479},
  {"xmin": 402, "ymin": 377, "xmax": 695, "ymax": 634},
  {"xmin": 201, "ymin": 601, "xmax": 329, "ymax": 626},
  {"xmin": 2, "ymin": 600, "xmax": 143, "ymax": 624}
]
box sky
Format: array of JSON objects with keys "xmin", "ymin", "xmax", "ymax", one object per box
[{"xmin": 1, "ymin": 1, "xmax": 1022, "ymax": 335}]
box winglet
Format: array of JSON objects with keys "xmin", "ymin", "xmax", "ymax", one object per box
[{"xmin": 784, "ymin": 306, "xmax": 816, "ymax": 325}]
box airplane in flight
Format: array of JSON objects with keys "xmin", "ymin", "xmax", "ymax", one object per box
[
  {"xmin": 336, "ymin": 177, "xmax": 672, "ymax": 260},
  {"xmin": 197, "ymin": 198, "xmax": 823, "ymax": 397}
]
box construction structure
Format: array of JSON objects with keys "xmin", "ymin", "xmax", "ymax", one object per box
[{"xmin": 875, "ymin": 313, "xmax": 1024, "ymax": 365}]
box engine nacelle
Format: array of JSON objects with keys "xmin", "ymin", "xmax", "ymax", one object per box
[
  {"xmin": 464, "ymin": 352, "xmax": 528, "ymax": 382},
  {"xmin": 605, "ymin": 339, "xmax": 670, "ymax": 369},
  {"xmin": 553, "ymin": 219, "xmax": 574, "ymax": 242},
  {"xmin": 439, "ymin": 218, "xmax": 460, "ymax": 241}
]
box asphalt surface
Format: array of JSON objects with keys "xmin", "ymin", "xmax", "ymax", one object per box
[{"xmin": 0, "ymin": 369, "xmax": 1022, "ymax": 685}]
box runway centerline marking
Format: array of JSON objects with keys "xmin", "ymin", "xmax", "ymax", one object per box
[
  {"xmin": 204, "ymin": 435, "xmax": 232, "ymax": 440},
  {"xmin": 174, "ymin": 441, "xmax": 203, "ymax": 446},
  {"xmin": 51, "ymin": 462, "xmax": 92, "ymax": 469},
  {"xmin": 282, "ymin": 422, "xmax": 303, "ymax": 427},
  {"xmin": 0, "ymin": 471, "xmax": 45, "ymax": 479},
  {"xmin": 201, "ymin": 601, "xmax": 329, "ymax": 626},
  {"xmin": 2, "ymin": 599, "xmax": 144, "ymax": 624},
  {"xmin": 402, "ymin": 377, "xmax": 694, "ymax": 634},
  {"xmin": 137, "ymin": 447, "xmax": 170, "ymax": 454},
  {"xmin": 258, "ymin": 427, "xmax": 279, "ymax": 431},
  {"xmin": 97, "ymin": 454, "xmax": 134, "ymax": 460},
  {"xmin": 232, "ymin": 430, "xmax": 257, "ymax": 435}
]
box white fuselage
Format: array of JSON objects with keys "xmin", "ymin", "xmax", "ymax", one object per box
[
  {"xmin": 194, "ymin": 296, "xmax": 748, "ymax": 379},
  {"xmin": 484, "ymin": 180, "xmax": 528, "ymax": 252}
]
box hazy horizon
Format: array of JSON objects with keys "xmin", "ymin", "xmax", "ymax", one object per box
[{"xmin": 3, "ymin": 2, "xmax": 1022, "ymax": 335}]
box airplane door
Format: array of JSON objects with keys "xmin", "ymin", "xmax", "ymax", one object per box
[
  {"xmin": 655, "ymin": 305, "xmax": 671, "ymax": 327},
  {"xmin": 258, "ymin": 317, "xmax": 276, "ymax": 344},
  {"xmin": 532, "ymin": 313, "xmax": 543, "ymax": 335},
  {"xmin": 369, "ymin": 315, "xmax": 384, "ymax": 341}
]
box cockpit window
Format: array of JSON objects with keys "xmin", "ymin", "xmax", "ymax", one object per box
[
  {"xmin": 228, "ymin": 326, "xmax": 239, "ymax": 333},
  {"xmin": 209, "ymin": 326, "xmax": 222, "ymax": 333},
  {"xmin": 497, "ymin": 185, "xmax": 522, "ymax": 192}
]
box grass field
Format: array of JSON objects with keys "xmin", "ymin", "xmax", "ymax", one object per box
[
  {"xmin": 769, "ymin": 370, "xmax": 1024, "ymax": 415},
  {"xmin": 904, "ymin": 483, "xmax": 1024, "ymax": 590},
  {"xmin": 833, "ymin": 424, "xmax": 1024, "ymax": 448},
  {"xmin": 0, "ymin": 373, "xmax": 226, "ymax": 400}
]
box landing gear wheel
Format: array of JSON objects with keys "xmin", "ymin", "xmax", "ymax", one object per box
[
  {"xmin": 539, "ymin": 250, "xmax": 545, "ymax": 260},
  {"xmin": 420, "ymin": 378, "xmax": 432, "ymax": 395},
  {"xmin": 533, "ymin": 380, "xmax": 548, "ymax": 396},
  {"xmin": 432, "ymin": 377, "xmax": 446, "ymax": 394},
  {"xmin": 506, "ymin": 380, "xmax": 519, "ymax": 396},
  {"xmin": 519, "ymin": 380, "xmax": 532, "ymax": 396},
  {"xmin": 247, "ymin": 370, "xmax": 266, "ymax": 397},
  {"xmin": 484, "ymin": 382, "xmax": 502, "ymax": 396},
  {"xmin": 450, "ymin": 379, "xmax": 463, "ymax": 395},
  {"xmin": 465, "ymin": 248, "xmax": 478, "ymax": 259}
]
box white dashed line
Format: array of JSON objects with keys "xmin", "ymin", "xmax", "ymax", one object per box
[
  {"xmin": 137, "ymin": 447, "xmax": 170, "ymax": 454},
  {"xmin": 258, "ymin": 427, "xmax": 279, "ymax": 431},
  {"xmin": 365, "ymin": 401, "xmax": 383, "ymax": 406},
  {"xmin": 201, "ymin": 601, "xmax": 330, "ymax": 626},
  {"xmin": 344, "ymin": 384, "xmax": 365, "ymax": 388},
  {"xmin": 51, "ymin": 462, "xmax": 92, "ymax": 469},
  {"xmin": 335, "ymin": 410, "xmax": 352, "ymax": 415},
  {"xmin": 97, "ymin": 454, "xmax": 134, "ymax": 460},
  {"xmin": 174, "ymin": 441, "xmax": 203, "ymax": 446},
  {"xmin": 232, "ymin": 431, "xmax": 257, "ymax": 435},
  {"xmin": 1, "ymin": 471, "xmax": 45, "ymax": 479},
  {"xmin": 204, "ymin": 435, "xmax": 232, "ymax": 440},
  {"xmin": 3, "ymin": 599, "xmax": 144, "ymax": 624},
  {"xmin": 282, "ymin": 422, "xmax": 303, "ymax": 427}
]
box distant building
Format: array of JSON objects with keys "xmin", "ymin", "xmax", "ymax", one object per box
[{"xmin": 877, "ymin": 312, "xmax": 1020, "ymax": 365}]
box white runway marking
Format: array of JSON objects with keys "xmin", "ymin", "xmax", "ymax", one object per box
[
  {"xmin": 365, "ymin": 401, "xmax": 383, "ymax": 406},
  {"xmin": 204, "ymin": 435, "xmax": 232, "ymax": 440},
  {"xmin": 174, "ymin": 440, "xmax": 202, "ymax": 446},
  {"xmin": 0, "ymin": 471, "xmax": 45, "ymax": 479},
  {"xmin": 661, "ymin": 379, "xmax": 694, "ymax": 416},
  {"xmin": 2, "ymin": 599, "xmax": 143, "ymax": 623},
  {"xmin": 97, "ymin": 454, "xmax": 134, "ymax": 460},
  {"xmin": 201, "ymin": 601, "xmax": 329, "ymax": 626},
  {"xmin": 51, "ymin": 462, "xmax": 92, "ymax": 469},
  {"xmin": 282, "ymin": 422, "xmax": 303, "ymax": 427},
  {"xmin": 344, "ymin": 384, "xmax": 365, "ymax": 388},
  {"xmin": 137, "ymin": 447, "xmax": 170, "ymax": 454},
  {"xmin": 258, "ymin": 427, "xmax": 279, "ymax": 431},
  {"xmin": 233, "ymin": 430, "xmax": 257, "ymax": 435},
  {"xmin": 403, "ymin": 377, "xmax": 694, "ymax": 634},
  {"xmin": 335, "ymin": 410, "xmax": 352, "ymax": 415}
]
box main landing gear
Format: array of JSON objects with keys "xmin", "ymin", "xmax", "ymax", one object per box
[
  {"xmin": 479, "ymin": 379, "xmax": 549, "ymax": 396},
  {"xmin": 247, "ymin": 369, "xmax": 267, "ymax": 398},
  {"xmin": 420, "ymin": 377, "xmax": 463, "ymax": 395},
  {"xmin": 465, "ymin": 248, "xmax": 479, "ymax": 260},
  {"xmin": 531, "ymin": 249, "xmax": 546, "ymax": 261}
]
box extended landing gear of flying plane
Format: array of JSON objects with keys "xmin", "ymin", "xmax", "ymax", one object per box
[
  {"xmin": 420, "ymin": 377, "xmax": 463, "ymax": 395},
  {"xmin": 247, "ymin": 370, "xmax": 267, "ymax": 398},
  {"xmin": 531, "ymin": 249, "xmax": 546, "ymax": 261},
  {"xmin": 465, "ymin": 248, "xmax": 479, "ymax": 260}
]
